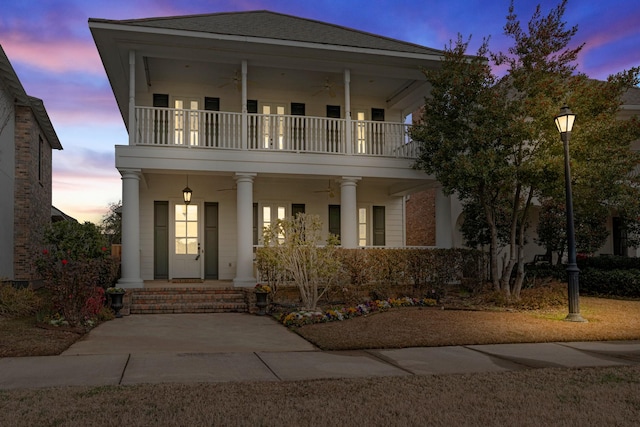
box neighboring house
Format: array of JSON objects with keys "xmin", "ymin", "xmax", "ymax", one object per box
[
  {"xmin": 0, "ymin": 45, "xmax": 63, "ymax": 286},
  {"xmin": 51, "ymin": 206, "xmax": 78, "ymax": 223},
  {"xmin": 408, "ymin": 86, "xmax": 640, "ymax": 260},
  {"xmin": 89, "ymin": 10, "xmax": 446, "ymax": 288}
]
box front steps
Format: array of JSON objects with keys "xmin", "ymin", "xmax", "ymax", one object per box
[{"xmin": 129, "ymin": 288, "xmax": 248, "ymax": 314}]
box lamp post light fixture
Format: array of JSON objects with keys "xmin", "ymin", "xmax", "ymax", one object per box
[
  {"xmin": 554, "ymin": 105, "xmax": 587, "ymax": 322},
  {"xmin": 182, "ymin": 176, "xmax": 192, "ymax": 205}
]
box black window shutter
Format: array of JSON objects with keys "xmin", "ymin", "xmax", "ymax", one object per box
[
  {"xmin": 292, "ymin": 204, "xmax": 306, "ymax": 218},
  {"xmin": 372, "ymin": 206, "xmax": 386, "ymax": 246},
  {"xmin": 205, "ymin": 97, "xmax": 220, "ymax": 111},
  {"xmin": 247, "ymin": 100, "xmax": 258, "ymax": 114},
  {"xmin": 329, "ymin": 205, "xmax": 341, "ymax": 240},
  {"xmin": 153, "ymin": 94, "xmax": 169, "ymax": 108},
  {"xmin": 371, "ymin": 108, "xmax": 385, "ymax": 121},
  {"xmin": 326, "ymin": 105, "xmax": 341, "ymax": 118},
  {"xmin": 291, "ymin": 103, "xmax": 305, "ymax": 116}
]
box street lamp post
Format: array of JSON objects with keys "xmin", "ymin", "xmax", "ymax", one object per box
[{"xmin": 554, "ymin": 105, "xmax": 587, "ymax": 322}]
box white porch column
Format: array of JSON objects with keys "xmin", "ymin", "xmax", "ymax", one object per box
[
  {"xmin": 128, "ymin": 51, "xmax": 135, "ymax": 146},
  {"xmin": 435, "ymin": 189, "xmax": 453, "ymax": 248},
  {"xmin": 233, "ymin": 172, "xmax": 256, "ymax": 287},
  {"xmin": 118, "ymin": 169, "xmax": 143, "ymax": 288},
  {"xmin": 241, "ymin": 60, "xmax": 248, "ymax": 150},
  {"xmin": 344, "ymin": 69, "xmax": 352, "ymax": 155},
  {"xmin": 340, "ymin": 176, "xmax": 361, "ymax": 249}
]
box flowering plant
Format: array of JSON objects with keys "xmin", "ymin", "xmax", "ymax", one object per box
[
  {"xmin": 255, "ymin": 284, "xmax": 272, "ymax": 293},
  {"xmin": 106, "ymin": 287, "xmax": 125, "ymax": 294},
  {"xmin": 36, "ymin": 221, "xmax": 119, "ymax": 327},
  {"xmin": 281, "ymin": 296, "xmax": 438, "ymax": 327}
]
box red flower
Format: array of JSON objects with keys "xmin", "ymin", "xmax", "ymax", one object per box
[
  {"xmin": 101, "ymin": 247, "xmax": 107, "ymax": 252},
  {"xmin": 61, "ymin": 259, "xmax": 68, "ymax": 265},
  {"xmin": 42, "ymin": 249, "xmax": 49, "ymax": 255}
]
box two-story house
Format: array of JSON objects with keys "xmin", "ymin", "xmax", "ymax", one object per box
[
  {"xmin": 0, "ymin": 45, "xmax": 63, "ymax": 287},
  {"xmin": 89, "ymin": 10, "xmax": 446, "ymax": 288}
]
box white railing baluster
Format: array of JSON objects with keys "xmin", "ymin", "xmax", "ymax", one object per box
[{"xmin": 134, "ymin": 106, "xmax": 416, "ymax": 158}]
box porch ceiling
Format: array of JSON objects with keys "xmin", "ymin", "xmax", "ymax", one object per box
[{"xmin": 91, "ymin": 23, "xmax": 441, "ymax": 124}]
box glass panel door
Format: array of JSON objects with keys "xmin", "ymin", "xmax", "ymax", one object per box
[
  {"xmin": 173, "ymin": 203, "xmax": 201, "ymax": 278},
  {"xmin": 174, "ymin": 98, "xmax": 200, "ymax": 146}
]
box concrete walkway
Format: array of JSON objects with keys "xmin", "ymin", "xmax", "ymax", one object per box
[{"xmin": 1, "ymin": 313, "xmax": 639, "ymax": 390}]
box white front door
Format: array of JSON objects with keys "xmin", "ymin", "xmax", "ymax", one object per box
[{"xmin": 172, "ymin": 203, "xmax": 202, "ymax": 278}]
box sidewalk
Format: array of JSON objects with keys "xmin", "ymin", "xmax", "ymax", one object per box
[{"xmin": 1, "ymin": 313, "xmax": 639, "ymax": 390}]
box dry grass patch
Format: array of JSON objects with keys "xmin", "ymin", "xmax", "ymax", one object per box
[
  {"xmin": 296, "ymin": 297, "xmax": 640, "ymax": 350},
  {"xmin": 0, "ymin": 317, "xmax": 82, "ymax": 357},
  {"xmin": 1, "ymin": 366, "xmax": 639, "ymax": 426}
]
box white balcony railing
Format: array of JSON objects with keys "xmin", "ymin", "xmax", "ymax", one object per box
[{"xmin": 135, "ymin": 106, "xmax": 419, "ymax": 158}]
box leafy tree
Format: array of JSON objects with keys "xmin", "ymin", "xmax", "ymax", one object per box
[
  {"xmin": 411, "ymin": 0, "xmax": 640, "ymax": 299},
  {"xmin": 101, "ymin": 201, "xmax": 122, "ymax": 245}
]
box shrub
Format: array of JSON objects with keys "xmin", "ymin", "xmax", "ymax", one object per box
[
  {"xmin": 36, "ymin": 221, "xmax": 118, "ymax": 327},
  {"xmin": 580, "ymin": 268, "xmax": 640, "ymax": 298},
  {"xmin": 577, "ymin": 255, "xmax": 640, "ymax": 271},
  {"xmin": 0, "ymin": 283, "xmax": 42, "ymax": 318},
  {"xmin": 262, "ymin": 214, "xmax": 341, "ymax": 310}
]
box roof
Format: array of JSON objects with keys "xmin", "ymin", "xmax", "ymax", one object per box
[
  {"xmin": 51, "ymin": 206, "xmax": 77, "ymax": 223},
  {"xmin": 622, "ymin": 86, "xmax": 640, "ymax": 106},
  {"xmin": 0, "ymin": 45, "xmax": 62, "ymax": 150},
  {"xmin": 88, "ymin": 10, "xmax": 442, "ymax": 56}
]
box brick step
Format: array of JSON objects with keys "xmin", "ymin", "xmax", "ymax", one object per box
[
  {"xmin": 132, "ymin": 288, "xmax": 240, "ymax": 295},
  {"xmin": 130, "ymin": 302, "xmax": 248, "ymax": 314},
  {"xmin": 128, "ymin": 288, "xmax": 249, "ymax": 314},
  {"xmin": 132, "ymin": 294, "xmax": 245, "ymax": 304}
]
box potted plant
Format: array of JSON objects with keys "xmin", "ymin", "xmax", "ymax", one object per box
[
  {"xmin": 106, "ymin": 287, "xmax": 126, "ymax": 318},
  {"xmin": 254, "ymin": 284, "xmax": 271, "ymax": 316}
]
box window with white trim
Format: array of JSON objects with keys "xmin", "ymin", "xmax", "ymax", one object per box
[{"xmin": 262, "ymin": 204, "xmax": 287, "ymax": 242}]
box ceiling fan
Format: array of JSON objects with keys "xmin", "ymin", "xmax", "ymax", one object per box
[
  {"xmin": 218, "ymin": 70, "xmax": 241, "ymax": 91},
  {"xmin": 217, "ymin": 185, "xmax": 236, "ymax": 192},
  {"xmin": 312, "ymin": 77, "xmax": 339, "ymax": 98},
  {"xmin": 313, "ymin": 180, "xmax": 336, "ymax": 198}
]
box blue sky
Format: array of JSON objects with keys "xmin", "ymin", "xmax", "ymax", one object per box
[{"xmin": 2, "ymin": 0, "xmax": 639, "ymax": 223}]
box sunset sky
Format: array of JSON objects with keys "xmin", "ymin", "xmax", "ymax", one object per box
[{"xmin": 2, "ymin": 0, "xmax": 639, "ymax": 223}]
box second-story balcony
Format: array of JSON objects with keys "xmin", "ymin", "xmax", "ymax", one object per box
[{"xmin": 135, "ymin": 107, "xmax": 419, "ymax": 159}]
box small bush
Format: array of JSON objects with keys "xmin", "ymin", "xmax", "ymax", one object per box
[
  {"xmin": 580, "ymin": 268, "xmax": 640, "ymax": 298},
  {"xmin": 36, "ymin": 221, "xmax": 118, "ymax": 327},
  {"xmin": 578, "ymin": 255, "xmax": 640, "ymax": 271},
  {"xmin": 0, "ymin": 283, "xmax": 42, "ymax": 318}
]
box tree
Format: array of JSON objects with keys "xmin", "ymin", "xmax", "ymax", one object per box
[
  {"xmin": 101, "ymin": 201, "xmax": 122, "ymax": 246},
  {"xmin": 411, "ymin": 0, "xmax": 640, "ymax": 299}
]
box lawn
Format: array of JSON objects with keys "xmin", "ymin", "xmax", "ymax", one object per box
[
  {"xmin": 295, "ymin": 297, "xmax": 640, "ymax": 350},
  {"xmin": 1, "ymin": 294, "xmax": 640, "ymax": 425}
]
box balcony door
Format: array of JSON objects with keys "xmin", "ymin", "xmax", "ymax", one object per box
[
  {"xmin": 262, "ymin": 104, "xmax": 285, "ymax": 149},
  {"xmin": 172, "ymin": 203, "xmax": 202, "ymax": 279},
  {"xmin": 174, "ymin": 98, "xmax": 200, "ymax": 146}
]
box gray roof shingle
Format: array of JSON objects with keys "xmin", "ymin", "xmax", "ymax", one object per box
[{"xmin": 89, "ymin": 10, "xmax": 443, "ymax": 56}]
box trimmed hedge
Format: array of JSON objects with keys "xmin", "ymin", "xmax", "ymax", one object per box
[
  {"xmin": 579, "ymin": 268, "xmax": 640, "ymax": 298},
  {"xmin": 525, "ymin": 256, "xmax": 640, "ymax": 298},
  {"xmin": 256, "ymin": 247, "xmax": 485, "ymax": 302}
]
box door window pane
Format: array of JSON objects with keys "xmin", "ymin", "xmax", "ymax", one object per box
[{"xmin": 175, "ymin": 204, "xmax": 198, "ymax": 254}]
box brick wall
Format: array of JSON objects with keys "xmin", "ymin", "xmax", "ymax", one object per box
[
  {"xmin": 13, "ymin": 106, "xmax": 52, "ymax": 282},
  {"xmin": 405, "ymin": 188, "xmax": 436, "ymax": 246}
]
